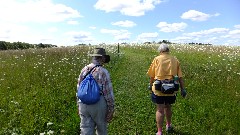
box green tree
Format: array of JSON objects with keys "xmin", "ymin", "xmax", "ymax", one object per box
[{"xmin": 0, "ymin": 41, "xmax": 8, "ymax": 50}]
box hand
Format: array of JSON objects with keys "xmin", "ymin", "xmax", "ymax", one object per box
[
  {"xmin": 106, "ymin": 112, "xmax": 114, "ymax": 123},
  {"xmin": 77, "ymin": 104, "xmax": 80, "ymax": 115},
  {"xmin": 181, "ymin": 89, "xmax": 187, "ymax": 98},
  {"xmin": 148, "ymin": 83, "xmax": 152, "ymax": 90}
]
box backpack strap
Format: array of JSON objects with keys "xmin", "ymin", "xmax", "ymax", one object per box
[{"xmin": 82, "ymin": 65, "xmax": 101, "ymax": 80}]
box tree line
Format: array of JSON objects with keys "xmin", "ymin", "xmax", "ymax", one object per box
[
  {"xmin": 0, "ymin": 41, "xmax": 57, "ymax": 50},
  {"xmin": 143, "ymin": 40, "xmax": 212, "ymax": 45}
]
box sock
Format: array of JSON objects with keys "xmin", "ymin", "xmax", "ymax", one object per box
[
  {"xmin": 157, "ymin": 127, "xmax": 162, "ymax": 135},
  {"xmin": 166, "ymin": 122, "xmax": 171, "ymax": 127}
]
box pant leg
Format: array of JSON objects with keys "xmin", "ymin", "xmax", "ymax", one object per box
[
  {"xmin": 88, "ymin": 96, "xmax": 108, "ymax": 135},
  {"xmin": 79, "ymin": 103, "xmax": 95, "ymax": 135}
]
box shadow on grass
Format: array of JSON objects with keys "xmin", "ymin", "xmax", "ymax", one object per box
[{"xmin": 166, "ymin": 129, "xmax": 191, "ymax": 135}]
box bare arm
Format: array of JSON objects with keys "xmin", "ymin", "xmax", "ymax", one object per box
[
  {"xmin": 179, "ymin": 77, "xmax": 187, "ymax": 97},
  {"xmin": 148, "ymin": 77, "xmax": 155, "ymax": 91},
  {"xmin": 179, "ymin": 77, "xmax": 185, "ymax": 90},
  {"xmin": 149, "ymin": 77, "xmax": 155, "ymax": 85}
]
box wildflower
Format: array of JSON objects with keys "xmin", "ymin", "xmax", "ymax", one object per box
[
  {"xmin": 60, "ymin": 130, "xmax": 65, "ymax": 133},
  {"xmin": 0, "ymin": 109, "xmax": 5, "ymax": 113},
  {"xmin": 11, "ymin": 101, "xmax": 19, "ymax": 105},
  {"xmin": 47, "ymin": 130, "xmax": 54, "ymax": 134},
  {"xmin": 47, "ymin": 122, "xmax": 53, "ymax": 127}
]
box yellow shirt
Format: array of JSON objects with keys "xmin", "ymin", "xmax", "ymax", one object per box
[{"xmin": 147, "ymin": 52, "xmax": 183, "ymax": 96}]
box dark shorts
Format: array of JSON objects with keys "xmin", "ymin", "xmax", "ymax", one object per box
[{"xmin": 151, "ymin": 93, "xmax": 176, "ymax": 104}]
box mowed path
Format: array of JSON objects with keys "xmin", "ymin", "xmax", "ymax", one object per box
[{"xmin": 107, "ymin": 47, "xmax": 158, "ymax": 134}]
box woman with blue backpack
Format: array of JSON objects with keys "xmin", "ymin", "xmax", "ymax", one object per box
[{"xmin": 77, "ymin": 48, "xmax": 114, "ymax": 135}]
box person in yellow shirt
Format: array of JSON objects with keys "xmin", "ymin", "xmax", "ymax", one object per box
[{"xmin": 147, "ymin": 43, "xmax": 187, "ymax": 135}]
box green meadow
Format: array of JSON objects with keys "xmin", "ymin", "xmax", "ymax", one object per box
[{"xmin": 0, "ymin": 44, "xmax": 239, "ymax": 135}]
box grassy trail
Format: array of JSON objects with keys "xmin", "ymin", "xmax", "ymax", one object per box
[
  {"xmin": 108, "ymin": 47, "xmax": 160, "ymax": 134},
  {"xmin": 107, "ymin": 46, "xmax": 240, "ymax": 135},
  {"xmin": 1, "ymin": 46, "xmax": 239, "ymax": 135}
]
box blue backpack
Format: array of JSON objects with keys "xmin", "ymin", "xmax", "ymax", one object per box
[{"xmin": 77, "ymin": 65, "xmax": 101, "ymax": 105}]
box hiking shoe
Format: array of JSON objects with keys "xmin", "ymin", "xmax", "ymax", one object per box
[{"xmin": 166, "ymin": 125, "xmax": 174, "ymax": 133}]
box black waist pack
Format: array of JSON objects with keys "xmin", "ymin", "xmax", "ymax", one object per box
[{"xmin": 154, "ymin": 80, "xmax": 179, "ymax": 94}]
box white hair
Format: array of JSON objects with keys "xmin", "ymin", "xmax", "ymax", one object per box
[{"xmin": 158, "ymin": 43, "xmax": 169, "ymax": 52}]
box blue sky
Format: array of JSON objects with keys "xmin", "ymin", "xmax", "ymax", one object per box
[{"xmin": 0, "ymin": 0, "xmax": 240, "ymax": 46}]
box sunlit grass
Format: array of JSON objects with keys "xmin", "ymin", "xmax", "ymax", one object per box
[{"xmin": 0, "ymin": 44, "xmax": 239, "ymax": 134}]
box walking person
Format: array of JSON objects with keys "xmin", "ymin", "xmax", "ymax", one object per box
[
  {"xmin": 77, "ymin": 48, "xmax": 115, "ymax": 135},
  {"xmin": 147, "ymin": 44, "xmax": 187, "ymax": 135}
]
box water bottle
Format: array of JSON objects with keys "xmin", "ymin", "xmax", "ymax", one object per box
[
  {"xmin": 174, "ymin": 75, "xmax": 179, "ymax": 82},
  {"xmin": 173, "ymin": 75, "xmax": 179, "ymax": 91}
]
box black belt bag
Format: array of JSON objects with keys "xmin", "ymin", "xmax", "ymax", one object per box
[{"xmin": 154, "ymin": 80, "xmax": 179, "ymax": 94}]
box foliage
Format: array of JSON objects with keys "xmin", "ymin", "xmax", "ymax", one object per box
[
  {"xmin": 0, "ymin": 44, "xmax": 239, "ymax": 135},
  {"xmin": 0, "ymin": 41, "xmax": 57, "ymax": 51}
]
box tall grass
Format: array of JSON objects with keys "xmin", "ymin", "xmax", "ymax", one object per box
[{"xmin": 0, "ymin": 44, "xmax": 239, "ymax": 135}]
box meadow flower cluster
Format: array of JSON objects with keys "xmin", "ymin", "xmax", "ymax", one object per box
[
  {"xmin": 0, "ymin": 44, "xmax": 239, "ymax": 134},
  {"xmin": 0, "ymin": 45, "xmax": 118, "ymax": 134}
]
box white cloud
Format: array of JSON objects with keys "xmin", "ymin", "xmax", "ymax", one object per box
[
  {"xmin": 156, "ymin": 22, "xmax": 187, "ymax": 32},
  {"xmin": 226, "ymin": 39, "xmax": 240, "ymax": 46},
  {"xmin": 223, "ymin": 30, "xmax": 240, "ymax": 39},
  {"xmin": 137, "ymin": 32, "xmax": 158, "ymax": 38},
  {"xmin": 0, "ymin": 22, "xmax": 29, "ymax": 41},
  {"xmin": 47, "ymin": 27, "xmax": 58, "ymax": 33},
  {"xmin": 173, "ymin": 36, "xmax": 192, "ymax": 40},
  {"xmin": 94, "ymin": 0, "xmax": 163, "ymax": 16},
  {"xmin": 100, "ymin": 28, "xmax": 131, "ymax": 41},
  {"xmin": 171, "ymin": 36, "xmax": 192, "ymax": 43},
  {"xmin": 205, "ymin": 37, "xmax": 218, "ymax": 43},
  {"xmin": 234, "ymin": 24, "xmax": 240, "ymax": 29},
  {"xmin": 172, "ymin": 28, "xmax": 232, "ymax": 45},
  {"xmin": 0, "ymin": 0, "xmax": 82, "ymax": 23},
  {"xmin": 229, "ymin": 29, "xmax": 240, "ymax": 35},
  {"xmin": 89, "ymin": 26, "xmax": 97, "ymax": 29},
  {"xmin": 115, "ymin": 33, "xmax": 131, "ymax": 41},
  {"xmin": 183, "ymin": 28, "xmax": 229, "ymax": 37},
  {"xmin": 181, "ymin": 10, "xmax": 219, "ymax": 21},
  {"xmin": 65, "ymin": 31, "xmax": 94, "ymax": 43},
  {"xmin": 111, "ymin": 20, "xmax": 136, "ymax": 27},
  {"xmin": 137, "ymin": 32, "xmax": 158, "ymax": 42},
  {"xmin": 67, "ymin": 20, "xmax": 79, "ymax": 25},
  {"xmin": 100, "ymin": 29, "xmax": 122, "ymax": 35},
  {"xmin": 213, "ymin": 13, "xmax": 220, "ymax": 17}
]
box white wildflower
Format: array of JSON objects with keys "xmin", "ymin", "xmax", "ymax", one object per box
[
  {"xmin": 47, "ymin": 130, "xmax": 54, "ymax": 134},
  {"xmin": 0, "ymin": 109, "xmax": 5, "ymax": 112},
  {"xmin": 47, "ymin": 122, "xmax": 53, "ymax": 126}
]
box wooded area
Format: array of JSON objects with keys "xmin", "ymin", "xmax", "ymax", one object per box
[{"xmin": 0, "ymin": 41, "xmax": 57, "ymax": 50}]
